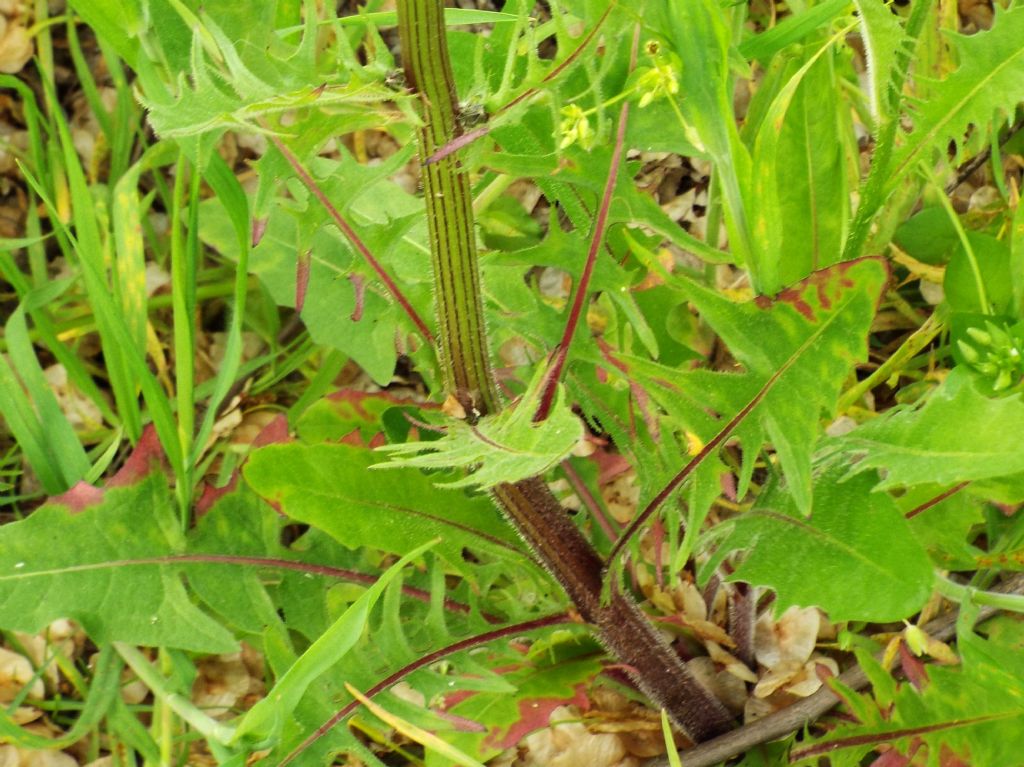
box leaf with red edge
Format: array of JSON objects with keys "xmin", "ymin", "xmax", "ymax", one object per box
[
  {"xmin": 0, "ymin": 473, "xmax": 237, "ymax": 652},
  {"xmin": 432, "ymin": 631, "xmax": 603, "ymax": 760},
  {"xmin": 638, "ymin": 258, "xmax": 887, "ymax": 516},
  {"xmin": 49, "ymin": 424, "xmax": 167, "ymax": 512}
]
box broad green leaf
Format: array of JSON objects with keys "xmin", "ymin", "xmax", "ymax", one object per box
[
  {"xmin": 652, "ymin": 258, "xmax": 886, "ymax": 513},
  {"xmin": 199, "ymin": 149, "xmax": 428, "ymax": 385},
  {"xmin": 242, "ymin": 442, "xmax": 535, "ymax": 569},
  {"xmin": 899, "ymin": 485, "xmax": 984, "ymax": 570},
  {"xmin": 749, "ymin": 34, "xmax": 850, "ymax": 292},
  {"xmin": 0, "ymin": 474, "xmax": 236, "ymax": 652},
  {"xmin": 66, "ymin": 0, "xmax": 142, "ymax": 65},
  {"xmin": 187, "ymin": 489, "xmax": 298, "ymax": 637},
  {"xmin": 888, "ymin": 3, "xmax": 1024, "ymax": 191},
  {"xmin": 944, "ymin": 232, "xmax": 1012, "ymax": 315},
  {"xmin": 374, "ymin": 370, "xmax": 583, "ymax": 490},
  {"xmin": 709, "ymin": 469, "xmax": 932, "ymax": 622},
  {"xmin": 892, "ymin": 205, "xmax": 959, "ymax": 265},
  {"xmin": 829, "ymin": 368, "xmax": 1024, "ymax": 490}
]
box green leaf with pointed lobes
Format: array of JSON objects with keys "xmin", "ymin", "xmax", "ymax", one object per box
[
  {"xmin": 243, "ymin": 442, "xmax": 535, "ymax": 570},
  {"xmin": 374, "ymin": 374, "xmax": 584, "ymax": 491},
  {"xmin": 0, "ymin": 474, "xmax": 236, "ymax": 653},
  {"xmin": 661, "ymin": 258, "xmax": 887, "ymax": 513},
  {"xmin": 828, "ymin": 368, "xmax": 1024, "ymax": 490}
]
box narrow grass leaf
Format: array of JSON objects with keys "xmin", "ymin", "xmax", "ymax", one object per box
[
  {"xmin": 42, "ymin": 77, "xmax": 145, "ymax": 442},
  {"xmin": 191, "ymin": 153, "xmax": 251, "ymax": 463},
  {"xmin": 3, "ymin": 304, "xmax": 89, "ymax": 489},
  {"xmin": 232, "ymin": 538, "xmax": 438, "ymax": 745},
  {"xmin": 345, "ymin": 683, "xmax": 487, "ymax": 767},
  {"xmin": 0, "ymin": 643, "xmax": 122, "ymax": 749},
  {"xmin": 739, "ymin": 0, "xmax": 851, "ymax": 63}
]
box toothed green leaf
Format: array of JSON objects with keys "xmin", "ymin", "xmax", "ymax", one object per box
[
  {"xmin": 888, "ymin": 4, "xmax": 1024, "ymax": 189},
  {"xmin": 0, "ymin": 474, "xmax": 237, "ymax": 653},
  {"xmin": 243, "ymin": 442, "xmax": 535, "ymax": 568},
  {"xmin": 826, "ymin": 368, "xmax": 1024, "ymax": 490},
  {"xmin": 375, "ymin": 371, "xmax": 583, "ymax": 490},
  {"xmin": 708, "ymin": 467, "xmax": 932, "ymax": 622},
  {"xmin": 648, "ymin": 258, "xmax": 887, "ymax": 513}
]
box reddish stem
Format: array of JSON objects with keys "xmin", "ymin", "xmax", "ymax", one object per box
[
  {"xmin": 606, "ymin": 362, "xmax": 787, "ymax": 566},
  {"xmin": 904, "ymin": 481, "xmax": 970, "ymax": 520},
  {"xmin": 268, "ymin": 134, "xmax": 434, "ymax": 343},
  {"xmin": 533, "ymin": 100, "xmax": 634, "ymax": 420},
  {"xmin": 152, "ymin": 553, "xmax": 488, "ymax": 618},
  {"xmin": 560, "ymin": 458, "xmax": 620, "ymax": 544}
]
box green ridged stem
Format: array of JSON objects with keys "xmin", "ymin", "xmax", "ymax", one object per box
[
  {"xmin": 398, "ymin": 0, "xmax": 496, "ymax": 417},
  {"xmin": 396, "ymin": 0, "xmax": 733, "ymax": 742}
]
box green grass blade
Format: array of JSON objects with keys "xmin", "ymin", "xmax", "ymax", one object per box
[
  {"xmin": 39, "ymin": 74, "xmax": 144, "ymax": 442},
  {"xmin": 17, "ymin": 162, "xmax": 184, "ymax": 475},
  {"xmin": 169, "ymin": 151, "xmax": 198, "ymax": 503},
  {"xmin": 3, "ymin": 303, "xmax": 90, "ymax": 488},
  {"xmin": 232, "ymin": 538, "xmax": 439, "ymax": 746},
  {"xmin": 0, "ymin": 352, "xmax": 65, "ymax": 494},
  {"xmin": 739, "ymin": 0, "xmax": 851, "ymax": 62},
  {"xmin": 0, "ymin": 643, "xmax": 122, "ymax": 749},
  {"xmin": 191, "ymin": 153, "xmax": 250, "ymax": 464}
]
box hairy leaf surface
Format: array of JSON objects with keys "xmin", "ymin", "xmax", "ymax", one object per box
[
  {"xmin": 854, "ymin": 0, "xmax": 907, "ymax": 126},
  {"xmin": 374, "ymin": 372, "xmax": 583, "ymax": 490}
]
